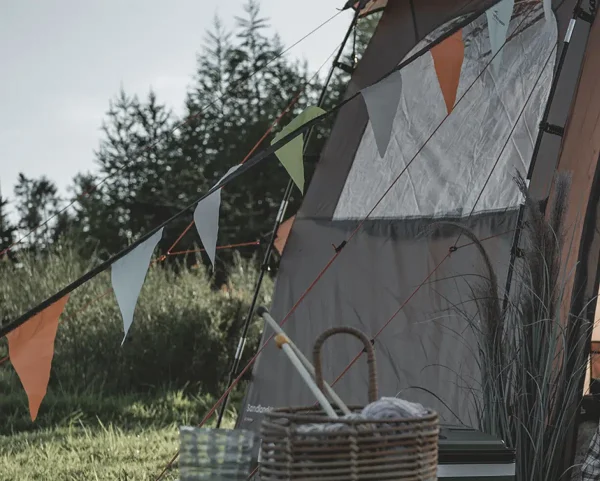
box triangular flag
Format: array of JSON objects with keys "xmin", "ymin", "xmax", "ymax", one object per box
[
  {"xmin": 486, "ymin": 0, "xmax": 515, "ymax": 73},
  {"xmin": 274, "ymin": 215, "xmax": 296, "ymax": 256},
  {"xmin": 272, "ymin": 106, "xmax": 326, "ymax": 194},
  {"xmin": 194, "ymin": 165, "xmax": 241, "ymax": 268},
  {"xmin": 7, "ymin": 295, "xmax": 70, "ymax": 421},
  {"xmin": 431, "ymin": 29, "xmax": 465, "ymax": 114},
  {"xmin": 112, "ymin": 227, "xmax": 164, "ymax": 344},
  {"xmin": 361, "ymin": 70, "xmax": 403, "ymax": 157},
  {"xmin": 543, "ymin": 0, "xmax": 552, "ymax": 23}
]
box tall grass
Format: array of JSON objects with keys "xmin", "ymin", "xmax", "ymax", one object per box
[
  {"xmin": 434, "ymin": 173, "xmax": 592, "ymax": 481},
  {"xmin": 0, "ymin": 239, "xmax": 272, "ymax": 427}
]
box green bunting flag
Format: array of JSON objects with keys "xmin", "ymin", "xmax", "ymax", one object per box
[{"xmin": 272, "ymin": 106, "xmax": 326, "ymax": 194}]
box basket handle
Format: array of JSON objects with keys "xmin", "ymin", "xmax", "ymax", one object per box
[{"xmin": 313, "ymin": 326, "xmax": 378, "ymax": 404}]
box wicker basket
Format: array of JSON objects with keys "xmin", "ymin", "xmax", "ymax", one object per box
[{"xmin": 259, "ymin": 326, "xmax": 439, "ymax": 480}]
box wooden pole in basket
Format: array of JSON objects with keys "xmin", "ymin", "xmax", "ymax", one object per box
[
  {"xmin": 258, "ymin": 306, "xmax": 351, "ymax": 415},
  {"xmin": 274, "ymin": 333, "xmax": 339, "ymax": 419}
]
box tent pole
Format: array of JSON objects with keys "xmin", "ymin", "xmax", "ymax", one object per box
[
  {"xmin": 215, "ymin": 10, "xmax": 360, "ymax": 429},
  {"xmin": 500, "ymin": 2, "xmax": 596, "ymax": 478},
  {"xmin": 502, "ymin": 0, "xmax": 587, "ymax": 313}
]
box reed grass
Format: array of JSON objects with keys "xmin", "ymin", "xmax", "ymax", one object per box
[{"xmin": 433, "ymin": 172, "xmax": 592, "ymax": 480}]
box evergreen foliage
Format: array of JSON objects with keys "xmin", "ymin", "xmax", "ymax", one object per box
[{"xmin": 3, "ymin": 1, "xmax": 379, "ymax": 276}]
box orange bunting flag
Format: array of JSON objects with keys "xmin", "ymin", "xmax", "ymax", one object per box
[
  {"xmin": 274, "ymin": 216, "xmax": 296, "ymax": 256},
  {"xmin": 431, "ymin": 29, "xmax": 465, "ymax": 114},
  {"xmin": 7, "ymin": 295, "xmax": 69, "ymax": 421}
]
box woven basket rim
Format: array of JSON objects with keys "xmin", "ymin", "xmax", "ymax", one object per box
[{"xmin": 264, "ymin": 405, "xmax": 439, "ymax": 425}]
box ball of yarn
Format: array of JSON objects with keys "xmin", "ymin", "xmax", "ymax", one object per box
[{"xmin": 362, "ymin": 397, "xmax": 427, "ymax": 420}]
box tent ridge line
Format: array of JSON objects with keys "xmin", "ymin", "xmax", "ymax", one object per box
[{"xmin": 0, "ymin": 2, "xmax": 505, "ymax": 341}]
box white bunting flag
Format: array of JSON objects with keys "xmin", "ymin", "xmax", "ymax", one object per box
[
  {"xmin": 194, "ymin": 165, "xmax": 241, "ymax": 268},
  {"xmin": 543, "ymin": 0, "xmax": 552, "ymax": 23},
  {"xmin": 361, "ymin": 70, "xmax": 402, "ymax": 158},
  {"xmin": 486, "ymin": 0, "xmax": 514, "ymax": 74},
  {"xmin": 112, "ymin": 227, "xmax": 164, "ymax": 345}
]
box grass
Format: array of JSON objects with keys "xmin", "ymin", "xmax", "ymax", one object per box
[
  {"xmin": 432, "ymin": 173, "xmax": 592, "ymax": 480},
  {"xmin": 0, "ymin": 425, "xmax": 181, "ymax": 481},
  {"xmin": 0, "ymin": 384, "xmax": 242, "ymax": 480},
  {"xmin": 0, "ymin": 363, "xmax": 244, "ymax": 481},
  {"xmin": 0, "ymin": 240, "xmax": 269, "ymax": 480}
]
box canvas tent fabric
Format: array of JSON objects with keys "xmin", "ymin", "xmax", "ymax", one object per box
[
  {"xmin": 335, "ymin": 11, "xmax": 556, "ymax": 220},
  {"xmin": 352, "ymin": 0, "xmax": 388, "ymax": 17},
  {"xmin": 549, "ymin": 9, "xmax": 600, "ymax": 408},
  {"xmin": 238, "ymin": 0, "xmax": 594, "ymax": 441}
]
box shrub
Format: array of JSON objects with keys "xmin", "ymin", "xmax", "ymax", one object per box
[{"xmin": 0, "ymin": 238, "xmax": 272, "ymax": 405}]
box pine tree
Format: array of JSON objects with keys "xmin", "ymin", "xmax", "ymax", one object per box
[
  {"xmin": 72, "ymin": 0, "xmax": 323, "ymax": 272},
  {"xmin": 71, "ymin": 89, "xmax": 177, "ymax": 255},
  {"xmin": 174, "ymin": 0, "xmax": 321, "ymax": 267},
  {"xmin": 0, "ymin": 191, "xmax": 16, "ymax": 255},
  {"xmin": 59, "ymin": 1, "xmax": 379, "ymax": 274},
  {"xmin": 13, "ymin": 173, "xmax": 61, "ymax": 249}
]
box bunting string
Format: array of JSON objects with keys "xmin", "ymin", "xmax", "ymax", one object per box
[
  {"xmin": 0, "ymin": 42, "xmax": 330, "ymax": 374},
  {"xmin": 0, "ymin": 28, "xmax": 335, "ymax": 377},
  {"xmin": 1, "ymin": 1, "xmax": 492, "ymax": 266},
  {"xmin": 0, "ymin": 40, "xmax": 346, "ymax": 341},
  {"xmin": 1, "ymin": 2, "xmax": 507, "ymax": 341},
  {"xmin": 0, "ymin": 239, "xmax": 261, "ymax": 369},
  {"xmin": 0, "ymin": 0, "xmax": 542, "ymax": 429},
  {"xmin": 154, "ymin": 7, "xmax": 542, "ymax": 477},
  {"xmin": 0, "ymin": 9, "xmax": 345, "ymax": 260},
  {"xmin": 0, "ymin": 0, "xmax": 530, "ymax": 430},
  {"xmin": 166, "ymin": 241, "xmax": 261, "ymax": 257},
  {"xmin": 115, "ymin": 45, "xmax": 342, "ymax": 341},
  {"xmin": 161, "ymin": 41, "xmax": 338, "ymax": 262}
]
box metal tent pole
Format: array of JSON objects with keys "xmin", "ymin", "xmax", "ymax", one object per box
[
  {"xmin": 502, "ymin": 1, "xmax": 588, "ymax": 312},
  {"xmin": 215, "ymin": 10, "xmax": 360, "ymax": 428}
]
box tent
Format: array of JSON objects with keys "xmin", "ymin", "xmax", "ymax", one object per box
[{"xmin": 238, "ymin": 0, "xmax": 600, "ymax": 466}]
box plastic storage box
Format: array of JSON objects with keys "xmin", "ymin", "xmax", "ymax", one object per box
[{"xmin": 438, "ymin": 425, "xmax": 516, "ymax": 480}]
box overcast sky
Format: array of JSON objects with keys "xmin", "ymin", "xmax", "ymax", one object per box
[{"xmin": 0, "ymin": 0, "xmax": 352, "ymax": 212}]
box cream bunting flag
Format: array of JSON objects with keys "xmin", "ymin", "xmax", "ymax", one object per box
[
  {"xmin": 486, "ymin": 0, "xmax": 515, "ymax": 73},
  {"xmin": 194, "ymin": 165, "xmax": 241, "ymax": 268},
  {"xmin": 112, "ymin": 228, "xmax": 164, "ymax": 345},
  {"xmin": 361, "ymin": 70, "xmax": 403, "ymax": 157},
  {"xmin": 543, "ymin": 0, "xmax": 552, "ymax": 23}
]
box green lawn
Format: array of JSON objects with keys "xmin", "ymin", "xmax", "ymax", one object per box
[
  {"xmin": 0, "ymin": 424, "xmax": 180, "ymax": 481},
  {"xmin": 0, "ymin": 242, "xmax": 260, "ymax": 480},
  {"xmin": 0, "ymin": 387, "xmax": 240, "ymax": 481}
]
